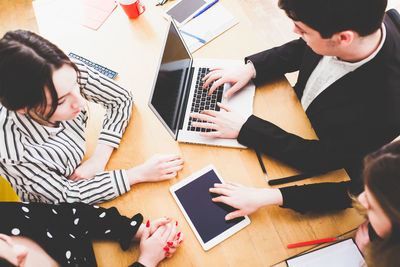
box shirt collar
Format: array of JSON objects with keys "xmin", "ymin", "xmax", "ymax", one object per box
[{"xmin": 10, "ymin": 111, "xmax": 63, "ymax": 144}]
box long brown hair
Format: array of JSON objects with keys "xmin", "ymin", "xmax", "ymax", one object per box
[{"xmin": 362, "ymin": 140, "xmax": 400, "ymax": 266}]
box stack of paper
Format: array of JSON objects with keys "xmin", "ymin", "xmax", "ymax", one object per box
[{"xmin": 180, "ymin": 4, "xmax": 239, "ymax": 53}]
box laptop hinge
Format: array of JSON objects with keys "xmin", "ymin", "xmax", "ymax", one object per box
[{"xmin": 177, "ymin": 66, "xmax": 195, "ymax": 132}]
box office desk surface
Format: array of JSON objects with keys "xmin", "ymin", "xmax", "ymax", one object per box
[{"xmin": 33, "ymin": 0, "xmax": 363, "ymax": 266}]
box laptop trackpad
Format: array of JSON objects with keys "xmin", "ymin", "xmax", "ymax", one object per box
[{"xmin": 222, "ymin": 81, "xmax": 255, "ymax": 116}]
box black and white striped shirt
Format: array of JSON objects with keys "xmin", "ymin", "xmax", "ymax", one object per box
[{"xmin": 0, "ymin": 61, "xmax": 133, "ymax": 204}]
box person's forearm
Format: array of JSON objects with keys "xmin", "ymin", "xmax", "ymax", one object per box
[
  {"xmin": 245, "ymin": 61, "xmax": 256, "ymax": 79},
  {"xmin": 279, "ymin": 182, "xmax": 352, "ymax": 213},
  {"xmin": 90, "ymin": 143, "xmax": 114, "ymax": 170},
  {"xmin": 245, "ymin": 38, "xmax": 306, "ymax": 85},
  {"xmin": 126, "ymin": 165, "xmax": 147, "ymax": 185},
  {"xmin": 237, "ymin": 115, "xmax": 346, "ymax": 173},
  {"xmin": 260, "ymin": 188, "xmax": 283, "ymax": 207}
]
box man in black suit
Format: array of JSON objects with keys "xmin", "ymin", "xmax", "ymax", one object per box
[{"xmin": 190, "ymin": 0, "xmax": 400, "ymax": 215}]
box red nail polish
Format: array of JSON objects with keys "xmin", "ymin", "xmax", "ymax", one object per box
[
  {"xmin": 166, "ymin": 252, "xmax": 171, "ymax": 258},
  {"xmin": 167, "ymin": 242, "xmax": 173, "ymax": 246},
  {"xmin": 175, "ymin": 221, "xmax": 178, "ymax": 226},
  {"xmin": 179, "ymin": 240, "xmax": 183, "ymax": 244},
  {"xmin": 146, "ymin": 220, "xmax": 150, "ymax": 228},
  {"xmin": 177, "ymin": 232, "xmax": 181, "ymax": 238},
  {"xmin": 163, "ymin": 246, "xmax": 170, "ymax": 252}
]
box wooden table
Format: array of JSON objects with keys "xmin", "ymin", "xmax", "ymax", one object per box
[{"xmin": 32, "ymin": 0, "xmax": 364, "ymax": 266}]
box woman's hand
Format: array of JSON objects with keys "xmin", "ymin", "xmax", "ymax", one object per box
[
  {"xmin": 164, "ymin": 220, "xmax": 184, "ymax": 257},
  {"xmin": 355, "ymin": 221, "xmax": 370, "ymax": 252},
  {"xmin": 127, "ymin": 154, "xmax": 184, "ymax": 185},
  {"xmin": 210, "ymin": 182, "xmax": 283, "ymax": 220},
  {"xmin": 202, "ymin": 63, "xmax": 256, "ymax": 98},
  {"xmin": 137, "ymin": 221, "xmax": 184, "ymax": 267},
  {"xmin": 134, "ymin": 218, "xmax": 172, "ymax": 241}
]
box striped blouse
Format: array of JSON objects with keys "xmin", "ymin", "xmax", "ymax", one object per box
[{"xmin": 0, "ymin": 60, "xmax": 133, "ymax": 204}]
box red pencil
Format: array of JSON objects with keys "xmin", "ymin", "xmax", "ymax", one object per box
[{"xmin": 287, "ymin": 237, "xmax": 342, "ymax": 248}]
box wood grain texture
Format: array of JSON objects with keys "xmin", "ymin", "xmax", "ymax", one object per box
[{"xmin": 3, "ymin": 0, "xmax": 400, "ymax": 266}]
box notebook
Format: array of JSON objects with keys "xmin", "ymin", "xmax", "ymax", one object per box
[
  {"xmin": 148, "ymin": 17, "xmax": 255, "ymax": 148},
  {"xmin": 179, "ymin": 4, "xmax": 239, "ymax": 53},
  {"xmin": 286, "ymin": 238, "xmax": 365, "ymax": 267}
]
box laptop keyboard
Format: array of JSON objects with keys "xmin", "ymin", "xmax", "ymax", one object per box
[{"xmin": 187, "ymin": 68, "xmax": 224, "ymax": 132}]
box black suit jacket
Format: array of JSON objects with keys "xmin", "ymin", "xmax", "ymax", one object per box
[{"xmin": 238, "ymin": 16, "xmax": 400, "ymax": 212}]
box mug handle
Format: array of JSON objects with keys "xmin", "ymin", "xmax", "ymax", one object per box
[{"xmin": 137, "ymin": 0, "xmax": 146, "ymax": 15}]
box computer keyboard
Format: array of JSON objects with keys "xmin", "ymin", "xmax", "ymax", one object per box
[
  {"xmin": 187, "ymin": 68, "xmax": 224, "ymax": 132},
  {"xmin": 68, "ymin": 52, "xmax": 118, "ymax": 79}
]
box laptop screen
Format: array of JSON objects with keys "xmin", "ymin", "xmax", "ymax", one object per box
[{"xmin": 149, "ymin": 19, "xmax": 192, "ymax": 138}]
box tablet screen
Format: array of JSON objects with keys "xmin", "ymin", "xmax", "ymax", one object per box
[
  {"xmin": 174, "ymin": 169, "xmax": 245, "ymax": 243},
  {"xmin": 166, "ymin": 0, "xmax": 207, "ymax": 24}
]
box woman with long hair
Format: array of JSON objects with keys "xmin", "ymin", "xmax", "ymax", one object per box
[
  {"xmin": 354, "ymin": 140, "xmax": 400, "ymax": 266},
  {"xmin": 0, "ymin": 30, "xmax": 184, "ymax": 204}
]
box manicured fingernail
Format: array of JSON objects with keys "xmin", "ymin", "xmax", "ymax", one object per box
[
  {"xmin": 163, "ymin": 246, "xmax": 170, "ymax": 251},
  {"xmin": 177, "ymin": 232, "xmax": 181, "ymax": 238},
  {"xmin": 146, "ymin": 220, "xmax": 150, "ymax": 227},
  {"xmin": 179, "ymin": 240, "xmax": 183, "ymax": 244},
  {"xmin": 175, "ymin": 221, "xmax": 178, "ymax": 226},
  {"xmin": 167, "ymin": 242, "xmax": 173, "ymax": 246}
]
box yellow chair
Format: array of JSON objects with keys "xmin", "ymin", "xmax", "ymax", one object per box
[{"xmin": 0, "ymin": 176, "xmax": 20, "ymax": 202}]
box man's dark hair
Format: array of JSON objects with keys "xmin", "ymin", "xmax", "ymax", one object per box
[
  {"xmin": 278, "ymin": 0, "xmax": 387, "ymax": 38},
  {"xmin": 0, "ymin": 30, "xmax": 80, "ymax": 121}
]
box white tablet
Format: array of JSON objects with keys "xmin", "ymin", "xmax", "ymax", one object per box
[
  {"xmin": 170, "ymin": 165, "xmax": 250, "ymax": 251},
  {"xmin": 164, "ymin": 0, "xmax": 208, "ymax": 25}
]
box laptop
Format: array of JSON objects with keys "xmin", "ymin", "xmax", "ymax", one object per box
[{"xmin": 148, "ymin": 18, "xmax": 255, "ymax": 148}]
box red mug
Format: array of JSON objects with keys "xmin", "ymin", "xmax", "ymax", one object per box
[{"xmin": 119, "ymin": 0, "xmax": 146, "ymax": 19}]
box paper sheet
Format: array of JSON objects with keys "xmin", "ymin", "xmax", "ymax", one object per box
[
  {"xmin": 32, "ymin": 0, "xmax": 117, "ymax": 31},
  {"xmin": 81, "ymin": 0, "xmax": 118, "ymax": 30},
  {"xmin": 180, "ymin": 4, "xmax": 239, "ymax": 53},
  {"xmin": 286, "ymin": 239, "xmax": 366, "ymax": 267}
]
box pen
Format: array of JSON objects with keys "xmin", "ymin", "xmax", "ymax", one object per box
[
  {"xmin": 287, "ymin": 236, "xmax": 344, "ymax": 248},
  {"xmin": 267, "ymin": 172, "xmax": 315, "ymax": 186},
  {"xmin": 193, "ymin": 0, "xmax": 219, "ymax": 18},
  {"xmin": 180, "ymin": 30, "xmax": 206, "ymax": 43},
  {"xmin": 256, "ymin": 150, "xmax": 269, "ymax": 182}
]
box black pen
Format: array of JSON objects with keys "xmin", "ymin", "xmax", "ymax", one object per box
[
  {"xmin": 256, "ymin": 150, "xmax": 269, "ymax": 182},
  {"xmin": 267, "ymin": 173, "xmax": 315, "ymax": 186},
  {"xmin": 255, "ymin": 150, "xmax": 318, "ymax": 185}
]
